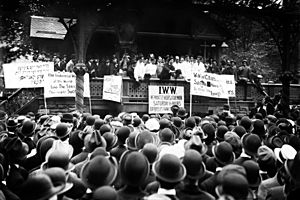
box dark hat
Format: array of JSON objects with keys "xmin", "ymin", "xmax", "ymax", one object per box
[
  {"xmin": 233, "ymin": 125, "xmax": 247, "ymax": 138},
  {"xmin": 242, "ymin": 160, "xmax": 261, "ymax": 188},
  {"xmin": 224, "ymin": 131, "xmax": 242, "ymax": 151},
  {"xmin": 100, "ymin": 124, "xmax": 112, "ymax": 135},
  {"xmin": 239, "ymin": 116, "xmax": 252, "ymax": 131},
  {"xmin": 218, "ymin": 120, "xmax": 226, "ymax": 126},
  {"xmin": 90, "ymin": 147, "xmax": 109, "ymax": 160},
  {"xmin": 0, "ymin": 110, "xmax": 7, "ymax": 121},
  {"xmin": 159, "ymin": 118, "xmax": 170, "ymax": 129},
  {"xmin": 3, "ymin": 136, "xmax": 29, "ymax": 162},
  {"xmin": 257, "ymin": 145, "xmax": 276, "ymax": 175},
  {"xmin": 172, "ymin": 117, "xmax": 183, "ymax": 128},
  {"xmin": 252, "ymin": 119, "xmax": 266, "ymax": 137},
  {"xmin": 142, "ymin": 143, "xmax": 158, "ymax": 164},
  {"xmin": 123, "ymin": 114, "xmax": 132, "ymax": 123},
  {"xmin": 93, "ymin": 186, "xmax": 118, "ymax": 200},
  {"xmin": 216, "ymin": 125, "xmax": 229, "ymax": 141},
  {"xmin": 241, "ymin": 133, "xmax": 262, "ymax": 156},
  {"xmin": 119, "ymin": 151, "xmax": 149, "ymax": 186},
  {"xmin": 37, "ymin": 136, "xmax": 58, "ymax": 162},
  {"xmin": 185, "ymin": 117, "xmax": 196, "ymax": 129},
  {"xmin": 116, "ymin": 126, "xmax": 131, "ymax": 144},
  {"xmin": 170, "ymin": 105, "xmax": 179, "ymax": 113},
  {"xmin": 223, "ymin": 104, "xmax": 230, "ymax": 111},
  {"xmin": 26, "ymin": 111, "xmax": 35, "ymax": 119},
  {"xmin": 177, "ymin": 107, "xmax": 188, "ymax": 119},
  {"xmin": 63, "ymin": 172, "xmax": 87, "ymax": 199},
  {"xmin": 20, "ymin": 173, "xmax": 64, "ymax": 200},
  {"xmin": 44, "ymin": 167, "xmax": 73, "ymax": 194},
  {"xmin": 182, "ymin": 149, "xmax": 205, "ymax": 180},
  {"xmin": 55, "ymin": 123, "xmax": 71, "ymax": 139},
  {"xmin": 212, "ymin": 141, "xmax": 235, "ymax": 166},
  {"xmin": 285, "ymin": 151, "xmax": 300, "ymax": 183},
  {"xmin": 216, "ymin": 172, "xmax": 249, "ymax": 200},
  {"xmin": 94, "ymin": 119, "xmax": 105, "ymax": 130},
  {"xmin": 159, "ymin": 128, "xmax": 175, "ymax": 144},
  {"xmin": 142, "ymin": 114, "xmax": 150, "ymax": 122},
  {"xmin": 6, "ymin": 118, "xmax": 17, "ymax": 129},
  {"xmin": 126, "ymin": 131, "xmax": 139, "ymax": 151},
  {"xmin": 153, "ymin": 154, "xmax": 186, "ymax": 183},
  {"xmin": 136, "ymin": 130, "xmax": 155, "ymax": 150},
  {"xmin": 102, "ymin": 132, "xmax": 118, "ymax": 151},
  {"xmin": 41, "ymin": 149, "xmax": 74, "ymax": 171},
  {"xmin": 61, "ymin": 113, "xmax": 73, "ymax": 123},
  {"xmin": 21, "ymin": 120, "xmax": 37, "ymax": 137},
  {"xmin": 202, "ymin": 123, "xmax": 216, "ymax": 142},
  {"xmin": 80, "ymin": 155, "xmax": 118, "ymax": 190},
  {"xmin": 133, "ymin": 117, "xmax": 142, "ymax": 127},
  {"xmin": 86, "ymin": 116, "xmax": 95, "ymax": 126},
  {"xmin": 184, "ymin": 135, "xmax": 207, "ymax": 155}
]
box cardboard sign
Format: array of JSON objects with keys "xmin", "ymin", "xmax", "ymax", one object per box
[
  {"xmin": 3, "ymin": 62, "xmax": 54, "ymax": 88},
  {"xmin": 191, "ymin": 72, "xmax": 228, "ymax": 99},
  {"xmin": 44, "ymin": 72, "xmax": 90, "ymax": 98},
  {"xmin": 102, "ymin": 75, "xmax": 122, "ymax": 102},
  {"xmin": 148, "ymin": 85, "xmax": 184, "ymax": 114}
]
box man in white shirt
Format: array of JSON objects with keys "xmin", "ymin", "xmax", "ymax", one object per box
[{"xmin": 134, "ymin": 55, "xmax": 145, "ymax": 82}]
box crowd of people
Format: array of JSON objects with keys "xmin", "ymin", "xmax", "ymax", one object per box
[
  {"xmin": 0, "ymin": 94, "xmax": 299, "ymax": 200},
  {"xmin": 29, "ymin": 51, "xmax": 261, "ymax": 84}
]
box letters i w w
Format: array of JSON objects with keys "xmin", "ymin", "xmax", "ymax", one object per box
[{"xmin": 159, "ymin": 86, "xmax": 176, "ymax": 94}]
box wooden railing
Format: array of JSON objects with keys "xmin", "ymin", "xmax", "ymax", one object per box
[{"xmin": 0, "ymin": 77, "xmax": 299, "ymax": 115}]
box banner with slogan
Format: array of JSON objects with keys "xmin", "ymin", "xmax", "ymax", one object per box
[
  {"xmin": 44, "ymin": 72, "xmax": 90, "ymax": 98},
  {"xmin": 191, "ymin": 72, "xmax": 228, "ymax": 99},
  {"xmin": 148, "ymin": 85, "xmax": 184, "ymax": 114},
  {"xmin": 3, "ymin": 62, "xmax": 54, "ymax": 88},
  {"xmin": 219, "ymin": 74, "xmax": 236, "ymax": 97},
  {"xmin": 102, "ymin": 75, "xmax": 123, "ymax": 103}
]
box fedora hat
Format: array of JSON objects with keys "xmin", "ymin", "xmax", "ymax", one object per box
[
  {"xmin": 274, "ymin": 144, "xmax": 297, "ymax": 164},
  {"xmin": 135, "ymin": 130, "xmax": 155, "ymax": 150},
  {"xmin": 84, "ymin": 131, "xmax": 107, "ymax": 152},
  {"xmin": 159, "ymin": 128, "xmax": 175, "ymax": 145},
  {"xmin": 182, "ymin": 149, "xmax": 206, "ymax": 180},
  {"xmin": 152, "ymin": 153, "xmax": 186, "ymax": 183},
  {"xmin": 216, "ymin": 125, "xmax": 229, "ymax": 142},
  {"xmin": 94, "ymin": 119, "xmax": 105, "ymax": 130},
  {"xmin": 125, "ymin": 131, "xmax": 139, "ymax": 151},
  {"xmin": 241, "ymin": 133, "xmax": 262, "ymax": 156},
  {"xmin": 102, "ymin": 132, "xmax": 118, "ymax": 151},
  {"xmin": 233, "ymin": 125, "xmax": 247, "ymax": 138},
  {"xmin": 119, "ymin": 151, "xmax": 150, "ymax": 186},
  {"xmin": 19, "ymin": 173, "xmax": 64, "ymax": 200},
  {"xmin": 116, "ymin": 126, "xmax": 131, "ymax": 144},
  {"xmin": 6, "ymin": 118, "xmax": 17, "ymax": 130},
  {"xmin": 41, "ymin": 149, "xmax": 74, "ymax": 172},
  {"xmin": 239, "ymin": 116, "xmax": 252, "ymax": 131},
  {"xmin": 55, "ymin": 123, "xmax": 72, "ymax": 139},
  {"xmin": 36, "ymin": 136, "xmax": 58, "ymax": 162},
  {"xmin": 212, "ymin": 141, "xmax": 235, "ymax": 166},
  {"xmin": 3, "ymin": 136, "xmax": 29, "ymax": 162},
  {"xmin": 184, "ymin": 135, "xmax": 207, "ymax": 156},
  {"xmin": 86, "ymin": 116, "xmax": 95, "ymax": 126},
  {"xmin": 80, "ymin": 155, "xmax": 118, "ymax": 190},
  {"xmin": 44, "ymin": 167, "xmax": 73, "ymax": 195}
]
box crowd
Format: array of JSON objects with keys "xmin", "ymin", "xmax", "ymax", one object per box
[
  {"xmin": 30, "ymin": 51, "xmax": 260, "ymax": 84},
  {"xmin": 0, "ymin": 93, "xmax": 299, "ymax": 200}
]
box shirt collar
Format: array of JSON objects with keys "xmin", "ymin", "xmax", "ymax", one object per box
[{"xmin": 157, "ymin": 188, "xmax": 176, "ymax": 196}]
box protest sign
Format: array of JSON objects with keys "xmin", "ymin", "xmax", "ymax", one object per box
[
  {"xmin": 191, "ymin": 72, "xmax": 228, "ymax": 99},
  {"xmin": 44, "ymin": 72, "xmax": 76, "ymax": 98},
  {"xmin": 44, "ymin": 72, "xmax": 90, "ymax": 98},
  {"xmin": 102, "ymin": 75, "xmax": 122, "ymax": 103},
  {"xmin": 148, "ymin": 85, "xmax": 184, "ymax": 114},
  {"xmin": 3, "ymin": 62, "xmax": 54, "ymax": 88}
]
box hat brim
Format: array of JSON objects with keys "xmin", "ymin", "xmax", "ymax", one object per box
[
  {"xmin": 80, "ymin": 157, "xmax": 118, "ymax": 190},
  {"xmin": 186, "ymin": 162, "xmax": 206, "ymax": 180},
  {"xmin": 274, "ymin": 148, "xmax": 283, "ymax": 163},
  {"xmin": 57, "ymin": 182, "xmax": 74, "ymax": 195},
  {"xmin": 152, "ymin": 159, "xmax": 186, "ymax": 183},
  {"xmin": 34, "ymin": 183, "xmax": 65, "ymax": 200},
  {"xmin": 41, "ymin": 161, "xmax": 75, "ymax": 172}
]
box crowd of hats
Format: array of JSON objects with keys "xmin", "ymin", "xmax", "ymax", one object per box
[{"xmin": 0, "ymin": 104, "xmax": 300, "ymax": 200}]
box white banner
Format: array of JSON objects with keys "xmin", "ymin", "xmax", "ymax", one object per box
[
  {"xmin": 191, "ymin": 72, "xmax": 228, "ymax": 99},
  {"xmin": 102, "ymin": 75, "xmax": 122, "ymax": 103},
  {"xmin": 148, "ymin": 86, "xmax": 184, "ymax": 114},
  {"xmin": 44, "ymin": 72, "xmax": 90, "ymax": 98},
  {"xmin": 3, "ymin": 62, "xmax": 54, "ymax": 88},
  {"xmin": 220, "ymin": 74, "xmax": 236, "ymax": 97}
]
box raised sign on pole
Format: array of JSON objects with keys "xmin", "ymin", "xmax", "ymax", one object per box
[{"xmin": 148, "ymin": 85, "xmax": 184, "ymax": 114}]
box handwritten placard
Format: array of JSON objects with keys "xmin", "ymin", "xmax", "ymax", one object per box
[
  {"xmin": 3, "ymin": 62, "xmax": 54, "ymax": 88},
  {"xmin": 148, "ymin": 85, "xmax": 184, "ymax": 114},
  {"xmin": 102, "ymin": 75, "xmax": 122, "ymax": 102}
]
